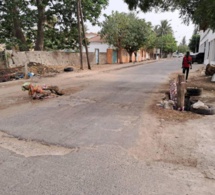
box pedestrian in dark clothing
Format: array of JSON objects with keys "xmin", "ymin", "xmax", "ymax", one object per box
[{"xmin": 182, "ymin": 51, "xmax": 192, "ymax": 81}]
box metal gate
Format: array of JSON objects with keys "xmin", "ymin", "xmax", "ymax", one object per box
[
  {"xmin": 95, "ymin": 49, "xmax": 99, "ymax": 64},
  {"xmin": 112, "ymin": 50, "xmax": 118, "ymax": 63}
]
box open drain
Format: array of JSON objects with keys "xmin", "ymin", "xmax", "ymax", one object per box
[{"xmin": 0, "ymin": 131, "xmax": 74, "ymax": 157}]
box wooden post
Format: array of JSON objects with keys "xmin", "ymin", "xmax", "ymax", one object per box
[
  {"xmin": 24, "ymin": 52, "xmax": 29, "ymax": 79},
  {"xmin": 177, "ymin": 74, "xmax": 185, "ymax": 110}
]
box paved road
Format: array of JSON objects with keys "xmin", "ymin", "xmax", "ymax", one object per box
[{"xmin": 0, "ymin": 59, "xmax": 214, "ymax": 195}]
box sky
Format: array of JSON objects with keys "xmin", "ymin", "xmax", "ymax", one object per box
[{"xmin": 86, "ymin": 0, "xmax": 195, "ymax": 44}]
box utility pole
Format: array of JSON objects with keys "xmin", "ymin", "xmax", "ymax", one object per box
[
  {"xmin": 77, "ymin": 0, "xmax": 83, "ymax": 70},
  {"xmin": 78, "ymin": 0, "xmax": 91, "ymax": 70}
]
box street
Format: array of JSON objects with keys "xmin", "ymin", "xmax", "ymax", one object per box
[{"xmin": 0, "ymin": 59, "xmax": 214, "ymax": 195}]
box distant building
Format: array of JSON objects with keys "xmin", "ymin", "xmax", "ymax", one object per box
[
  {"xmin": 199, "ymin": 29, "xmax": 215, "ymax": 64},
  {"xmin": 85, "ymin": 33, "xmax": 112, "ymax": 53}
]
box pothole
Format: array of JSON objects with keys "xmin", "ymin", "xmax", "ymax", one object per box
[{"xmin": 0, "ymin": 131, "xmax": 74, "ymax": 157}]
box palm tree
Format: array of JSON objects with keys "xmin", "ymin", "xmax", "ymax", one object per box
[
  {"xmin": 154, "ymin": 20, "xmax": 173, "ymax": 58},
  {"xmin": 154, "ymin": 20, "xmax": 173, "ymax": 37}
]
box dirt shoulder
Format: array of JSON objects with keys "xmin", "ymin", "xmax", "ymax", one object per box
[{"xmin": 130, "ymin": 65, "xmax": 215, "ymax": 181}]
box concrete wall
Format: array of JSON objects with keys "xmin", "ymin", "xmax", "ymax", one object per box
[
  {"xmin": 199, "ymin": 29, "xmax": 215, "ymax": 64},
  {"xmin": 6, "ymin": 51, "xmax": 107, "ymax": 68}
]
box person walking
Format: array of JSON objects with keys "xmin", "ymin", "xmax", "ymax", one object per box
[{"xmin": 182, "ymin": 51, "xmax": 192, "ymax": 81}]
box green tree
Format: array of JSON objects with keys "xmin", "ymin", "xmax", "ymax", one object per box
[
  {"xmin": 189, "ymin": 34, "xmax": 200, "ymax": 53},
  {"xmin": 123, "ymin": 0, "xmax": 215, "ymax": 31},
  {"xmin": 178, "ymin": 44, "xmax": 188, "ymax": 54},
  {"xmin": 100, "ymin": 12, "xmax": 151, "ymax": 63},
  {"xmin": 177, "ymin": 36, "xmax": 188, "ymax": 53},
  {"xmin": 0, "ymin": 0, "xmax": 108, "ymax": 51},
  {"xmin": 154, "ymin": 20, "xmax": 173, "ymax": 36},
  {"xmin": 156, "ymin": 34, "xmax": 177, "ymax": 56}
]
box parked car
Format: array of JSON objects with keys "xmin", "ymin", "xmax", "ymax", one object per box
[
  {"xmin": 173, "ymin": 52, "xmax": 184, "ymax": 58},
  {"xmin": 172, "ymin": 52, "xmax": 178, "ymax": 57},
  {"xmin": 190, "ymin": 52, "xmax": 205, "ymax": 64},
  {"xmin": 178, "ymin": 53, "xmax": 184, "ymax": 57}
]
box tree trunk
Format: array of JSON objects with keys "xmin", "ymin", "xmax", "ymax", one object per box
[
  {"xmin": 118, "ymin": 47, "xmax": 123, "ymax": 64},
  {"xmin": 129, "ymin": 52, "xmax": 132, "ymax": 62},
  {"xmin": 35, "ymin": 0, "xmax": 46, "ymax": 51},
  {"xmin": 79, "ymin": 0, "xmax": 91, "ymax": 70},
  {"xmin": 11, "ymin": 3, "xmax": 28, "ymax": 51}
]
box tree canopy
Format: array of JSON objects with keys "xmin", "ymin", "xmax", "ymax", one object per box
[
  {"xmin": 0, "ymin": 0, "xmax": 108, "ymax": 51},
  {"xmin": 153, "ymin": 20, "xmax": 177, "ymax": 56},
  {"xmin": 100, "ymin": 12, "xmax": 151, "ymax": 62},
  {"xmin": 154, "ymin": 20, "xmax": 173, "ymax": 36},
  {"xmin": 123, "ymin": 0, "xmax": 215, "ymax": 31},
  {"xmin": 189, "ymin": 34, "xmax": 200, "ymax": 53}
]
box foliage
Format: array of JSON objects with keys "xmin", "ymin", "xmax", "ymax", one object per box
[
  {"xmin": 156, "ymin": 34, "xmax": 177, "ymax": 54},
  {"xmin": 123, "ymin": 0, "xmax": 215, "ymax": 31},
  {"xmin": 154, "ymin": 20, "xmax": 173, "ymax": 36},
  {"xmin": 152, "ymin": 20, "xmax": 176, "ymax": 56},
  {"xmin": 0, "ymin": 0, "xmax": 108, "ymax": 51},
  {"xmin": 100, "ymin": 11, "xmax": 151, "ymax": 62},
  {"xmin": 189, "ymin": 34, "xmax": 200, "ymax": 53},
  {"xmin": 178, "ymin": 44, "xmax": 188, "ymax": 54},
  {"xmin": 144, "ymin": 25, "xmax": 157, "ymax": 51},
  {"xmin": 177, "ymin": 36, "xmax": 188, "ymax": 54}
]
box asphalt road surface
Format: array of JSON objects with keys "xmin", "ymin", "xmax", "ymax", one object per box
[{"xmin": 0, "ymin": 59, "xmax": 214, "ymax": 195}]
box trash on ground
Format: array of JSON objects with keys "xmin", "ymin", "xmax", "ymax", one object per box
[{"xmin": 192, "ymin": 100, "xmax": 209, "ymax": 109}]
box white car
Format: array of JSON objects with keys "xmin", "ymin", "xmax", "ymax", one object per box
[
  {"xmin": 178, "ymin": 53, "xmax": 184, "ymax": 57},
  {"xmin": 172, "ymin": 52, "xmax": 178, "ymax": 57}
]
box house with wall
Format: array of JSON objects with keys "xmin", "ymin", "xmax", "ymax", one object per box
[
  {"xmin": 85, "ymin": 32, "xmax": 151, "ymax": 64},
  {"xmin": 85, "ymin": 33, "xmax": 113, "ymax": 64},
  {"xmin": 199, "ymin": 29, "xmax": 215, "ymax": 64}
]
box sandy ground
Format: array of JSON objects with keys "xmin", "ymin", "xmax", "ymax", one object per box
[
  {"xmin": 0, "ymin": 62, "xmax": 215, "ymax": 183},
  {"xmin": 133, "ymin": 65, "xmax": 215, "ymax": 181}
]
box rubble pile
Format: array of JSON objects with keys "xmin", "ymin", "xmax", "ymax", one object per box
[
  {"xmin": 0, "ymin": 67, "xmax": 24, "ymax": 82},
  {"xmin": 28, "ymin": 62, "xmax": 60, "ymax": 76}
]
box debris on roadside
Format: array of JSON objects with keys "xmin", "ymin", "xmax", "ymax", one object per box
[
  {"xmin": 205, "ymin": 64, "xmax": 215, "ymax": 76},
  {"xmin": 28, "ymin": 62, "xmax": 60, "ymax": 76},
  {"xmin": 157, "ymin": 74, "xmax": 215, "ymax": 115},
  {"xmin": 0, "ymin": 67, "xmax": 24, "ymax": 82},
  {"xmin": 64, "ymin": 66, "xmax": 74, "ymax": 72},
  {"xmin": 22, "ymin": 82, "xmax": 64, "ymax": 100},
  {"xmin": 192, "ymin": 100, "xmax": 208, "ymax": 109}
]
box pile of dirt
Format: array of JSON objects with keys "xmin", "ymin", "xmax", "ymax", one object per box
[{"xmin": 28, "ymin": 62, "xmax": 61, "ymax": 75}]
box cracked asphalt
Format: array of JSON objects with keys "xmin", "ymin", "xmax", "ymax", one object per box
[{"xmin": 0, "ymin": 59, "xmax": 214, "ymax": 195}]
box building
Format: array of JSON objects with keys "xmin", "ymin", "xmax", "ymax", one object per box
[{"xmin": 199, "ymin": 29, "xmax": 215, "ymax": 64}]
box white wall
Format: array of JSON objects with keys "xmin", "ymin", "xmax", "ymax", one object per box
[
  {"xmin": 199, "ymin": 29, "xmax": 215, "ymax": 64},
  {"xmin": 83, "ymin": 42, "xmax": 110, "ymax": 53}
]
